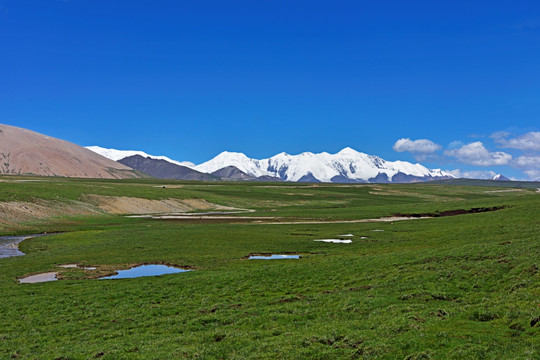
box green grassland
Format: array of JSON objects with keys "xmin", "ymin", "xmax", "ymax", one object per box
[{"xmin": 0, "ymin": 176, "xmax": 539, "ymax": 359}]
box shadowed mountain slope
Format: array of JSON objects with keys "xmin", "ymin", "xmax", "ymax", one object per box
[
  {"xmin": 118, "ymin": 155, "xmax": 219, "ymax": 181},
  {"xmin": 210, "ymin": 166, "xmax": 282, "ymax": 182},
  {"xmin": 210, "ymin": 166, "xmax": 255, "ymax": 181}
]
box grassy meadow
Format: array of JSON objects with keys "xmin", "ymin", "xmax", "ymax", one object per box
[{"xmin": 0, "ymin": 176, "xmax": 539, "ymax": 359}]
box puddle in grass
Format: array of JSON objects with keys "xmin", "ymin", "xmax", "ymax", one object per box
[
  {"xmin": 19, "ymin": 272, "xmax": 58, "ymax": 284},
  {"xmin": 19, "ymin": 264, "xmax": 186, "ymax": 283},
  {"xmin": 99, "ymin": 264, "xmax": 190, "ymax": 280},
  {"xmin": 249, "ymin": 254, "xmax": 300, "ymax": 260},
  {"xmin": 314, "ymin": 239, "xmax": 352, "ymax": 244},
  {"xmin": 58, "ymin": 264, "xmax": 78, "ymax": 268},
  {"xmin": 0, "ymin": 234, "xmax": 48, "ymax": 259},
  {"xmin": 339, "ymin": 234, "xmax": 354, "ymax": 237}
]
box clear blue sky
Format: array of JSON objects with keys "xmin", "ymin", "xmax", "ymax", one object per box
[{"xmin": 1, "ymin": 1, "xmax": 539, "ymax": 179}]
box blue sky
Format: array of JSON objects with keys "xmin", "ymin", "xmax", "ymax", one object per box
[{"xmin": 1, "ymin": 0, "xmax": 539, "ymax": 180}]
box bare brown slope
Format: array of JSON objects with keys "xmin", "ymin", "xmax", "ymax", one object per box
[{"xmin": 0, "ymin": 124, "xmax": 139, "ymax": 179}]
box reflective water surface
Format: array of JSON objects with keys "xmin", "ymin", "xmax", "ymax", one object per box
[
  {"xmin": 248, "ymin": 254, "xmax": 300, "ymax": 260},
  {"xmin": 99, "ymin": 264, "xmax": 190, "ymax": 280},
  {"xmin": 0, "ymin": 234, "xmax": 47, "ymax": 259},
  {"xmin": 314, "ymin": 239, "xmax": 352, "ymax": 243},
  {"xmin": 19, "ymin": 272, "xmax": 58, "ymax": 284}
]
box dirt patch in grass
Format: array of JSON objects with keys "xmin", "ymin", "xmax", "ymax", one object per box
[
  {"xmin": 0, "ymin": 194, "xmax": 243, "ymax": 229},
  {"xmin": 369, "ymin": 188, "xmax": 460, "ymax": 201},
  {"xmin": 0, "ymin": 199, "xmax": 101, "ymax": 227},
  {"xmin": 282, "ymin": 192, "xmax": 315, "ymax": 196},
  {"xmin": 83, "ymin": 195, "xmax": 237, "ymax": 214}
]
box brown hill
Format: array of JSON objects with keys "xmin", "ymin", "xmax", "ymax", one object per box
[{"xmin": 0, "ymin": 124, "xmax": 140, "ymax": 179}]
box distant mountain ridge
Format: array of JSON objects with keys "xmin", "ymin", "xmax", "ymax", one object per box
[
  {"xmin": 210, "ymin": 166, "xmax": 282, "ymax": 182},
  {"xmin": 118, "ymin": 155, "xmax": 218, "ymax": 181},
  {"xmin": 88, "ymin": 146, "xmax": 455, "ymax": 183},
  {"xmin": 193, "ymin": 147, "xmax": 455, "ymax": 183},
  {"xmin": 87, "ymin": 146, "xmax": 195, "ymax": 168}
]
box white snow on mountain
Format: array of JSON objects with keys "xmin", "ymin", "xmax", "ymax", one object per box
[
  {"xmin": 87, "ymin": 145, "xmax": 455, "ymax": 183},
  {"xmin": 86, "ymin": 146, "xmax": 195, "ymax": 168},
  {"xmin": 492, "ymin": 174, "xmax": 510, "ymax": 181},
  {"xmin": 195, "ymin": 147, "xmax": 455, "ymax": 182}
]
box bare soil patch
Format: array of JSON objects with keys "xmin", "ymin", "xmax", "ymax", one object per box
[
  {"xmin": 83, "ymin": 195, "xmax": 237, "ymax": 215},
  {"xmin": 484, "ymin": 189, "xmax": 525, "ymax": 194},
  {"xmin": 0, "ymin": 199, "xmax": 101, "ymax": 227}
]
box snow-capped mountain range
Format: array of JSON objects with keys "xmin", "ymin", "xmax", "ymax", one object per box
[
  {"xmin": 194, "ymin": 147, "xmax": 453, "ymax": 182},
  {"xmin": 87, "ymin": 146, "xmax": 455, "ymax": 183},
  {"xmin": 86, "ymin": 146, "xmax": 195, "ymax": 168}
]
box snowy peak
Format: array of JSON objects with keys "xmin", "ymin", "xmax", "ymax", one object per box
[
  {"xmin": 211, "ymin": 151, "xmax": 253, "ymax": 162},
  {"xmin": 86, "ymin": 146, "xmax": 195, "ymax": 168},
  {"xmin": 195, "ymin": 148, "xmax": 455, "ymax": 183},
  {"xmin": 492, "ymin": 174, "xmax": 511, "ymax": 181},
  {"xmin": 196, "ymin": 151, "xmax": 269, "ymax": 176},
  {"xmin": 337, "ymin": 147, "xmax": 360, "ymax": 156}
]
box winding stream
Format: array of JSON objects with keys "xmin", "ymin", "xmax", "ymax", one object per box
[{"xmin": 0, "ymin": 234, "xmax": 48, "ymax": 259}]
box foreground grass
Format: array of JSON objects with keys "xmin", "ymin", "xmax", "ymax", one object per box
[{"xmin": 0, "ymin": 177, "xmax": 538, "ymax": 359}]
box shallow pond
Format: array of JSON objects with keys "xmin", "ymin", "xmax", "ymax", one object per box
[
  {"xmin": 99, "ymin": 264, "xmax": 190, "ymax": 280},
  {"xmin": 19, "ymin": 272, "xmax": 58, "ymax": 284},
  {"xmin": 314, "ymin": 239, "xmax": 352, "ymax": 244},
  {"xmin": 248, "ymin": 254, "xmax": 300, "ymax": 260}
]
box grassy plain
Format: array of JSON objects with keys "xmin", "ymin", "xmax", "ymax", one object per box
[{"xmin": 0, "ymin": 176, "xmax": 539, "ymax": 359}]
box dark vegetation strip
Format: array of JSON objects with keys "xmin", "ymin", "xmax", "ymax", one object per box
[{"xmin": 394, "ymin": 205, "xmax": 507, "ymax": 218}]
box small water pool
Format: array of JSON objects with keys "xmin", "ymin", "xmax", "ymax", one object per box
[
  {"xmin": 19, "ymin": 272, "xmax": 58, "ymax": 284},
  {"xmin": 314, "ymin": 239, "xmax": 352, "ymax": 244},
  {"xmin": 248, "ymin": 254, "xmax": 300, "ymax": 260},
  {"xmin": 99, "ymin": 264, "xmax": 190, "ymax": 280}
]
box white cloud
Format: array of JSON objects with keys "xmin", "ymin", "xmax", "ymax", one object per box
[
  {"xmin": 447, "ymin": 169, "xmax": 497, "ymax": 179},
  {"xmin": 494, "ymin": 131, "xmax": 540, "ymax": 151},
  {"xmin": 511, "ymin": 155, "xmax": 540, "ymax": 181},
  {"xmin": 523, "ymin": 169, "xmax": 540, "ymax": 181},
  {"xmin": 444, "ymin": 142, "xmax": 512, "ymax": 166},
  {"xmin": 513, "ymin": 155, "xmax": 540, "ymax": 168},
  {"xmin": 448, "ymin": 140, "xmax": 464, "ymax": 149},
  {"xmin": 393, "ymin": 138, "xmax": 441, "ymax": 154},
  {"xmin": 490, "ymin": 131, "xmax": 511, "ymax": 140}
]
